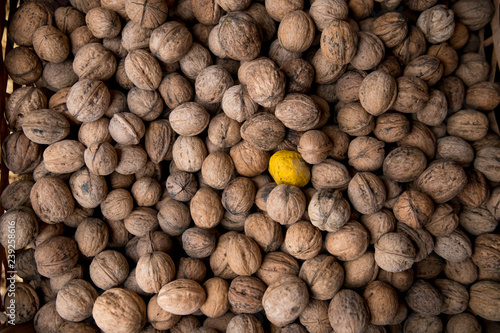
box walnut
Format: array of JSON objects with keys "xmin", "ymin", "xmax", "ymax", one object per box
[
  {"xmin": 404, "ymin": 55, "xmax": 444, "ymax": 86},
  {"xmin": 446, "ymin": 313, "xmax": 481, "ymax": 333},
  {"xmin": 393, "ymin": 76, "xmax": 429, "ymax": 113},
  {"xmin": 310, "ymin": 49, "xmax": 347, "ymax": 85},
  {"xmin": 34, "ymin": 236, "xmax": 78, "ymax": 278},
  {"xmin": 455, "ymin": 53, "xmax": 490, "ymax": 87},
  {"xmin": 347, "ymin": 172, "xmax": 386, "ymax": 214},
  {"xmin": 0, "ymin": 207, "xmax": 37, "ymax": 251},
  {"xmin": 157, "ymin": 279, "xmax": 207, "ymax": 315},
  {"xmin": 246, "ymin": 3, "xmax": 276, "ymax": 42},
  {"xmin": 265, "ymin": 0, "xmax": 304, "ymax": 22},
  {"xmin": 244, "ymin": 212, "xmax": 283, "ymax": 252},
  {"xmin": 362, "ymin": 281, "xmax": 399, "ymax": 325},
  {"xmin": 125, "ymin": 0, "xmax": 168, "ymax": 28},
  {"xmin": 73, "ymin": 43, "xmax": 117, "ymax": 81},
  {"xmin": 266, "ymin": 185, "xmax": 306, "ymax": 225},
  {"xmin": 30, "ymin": 176, "xmax": 75, "ymax": 224},
  {"xmin": 343, "ymin": 251, "xmax": 378, "ymax": 289},
  {"xmin": 328, "ymin": 289, "xmax": 369, "ymax": 333},
  {"xmin": 311, "ymin": 159, "xmax": 351, "ymax": 190},
  {"xmin": 452, "ymin": 0, "xmax": 494, "ymax": 31},
  {"xmin": 5, "ymin": 87, "xmax": 46, "ymax": 131},
  {"xmin": 1, "ymin": 180, "xmax": 33, "ymax": 211},
  {"xmin": 5, "ymin": 47, "xmax": 43, "ymax": 85},
  {"xmin": 195, "ymin": 65, "xmax": 234, "ymax": 104},
  {"xmin": 3, "ymin": 282, "xmax": 39, "ymax": 324},
  {"xmin": 416, "ymin": 5, "xmax": 455, "ymax": 44},
  {"xmin": 372, "ymin": 12, "xmax": 408, "ymax": 48},
  {"xmin": 309, "ymin": 0, "xmax": 348, "ymax": 31},
  {"xmin": 150, "ymin": 21, "xmax": 192, "ymax": 63},
  {"xmin": 337, "ymin": 102, "xmax": 374, "ymax": 136},
  {"xmin": 216, "ymin": 12, "xmax": 262, "ymax": 61},
  {"xmin": 398, "ymin": 121, "xmax": 436, "ymax": 159},
  {"xmin": 348, "ymin": 136, "xmax": 385, "ymax": 172},
  {"xmin": 297, "ymin": 130, "xmax": 332, "ymax": 165},
  {"xmin": 34, "ymin": 301, "xmax": 64, "ymax": 333},
  {"xmin": 9, "ymin": 2, "xmax": 52, "ymax": 46},
  {"xmin": 226, "ymin": 233, "xmax": 262, "ymax": 276},
  {"xmin": 299, "ymin": 254, "xmax": 343, "ymax": 300},
  {"xmin": 434, "ymin": 228, "xmax": 472, "ymax": 262},
  {"xmin": 182, "ymin": 227, "xmax": 217, "ymax": 258},
  {"xmin": 93, "ymin": 288, "xmax": 147, "ymax": 332},
  {"xmin": 277, "ymin": 11, "xmax": 315, "ymax": 53},
  {"xmin": 392, "ymin": 25, "xmax": 427, "ymax": 66},
  {"xmin": 55, "ymin": 279, "xmax": 98, "ymax": 322},
  {"xmin": 374, "ymin": 232, "xmax": 416, "ymax": 272},
  {"xmin": 308, "ymin": 189, "xmax": 350, "ymax": 232},
  {"xmin": 406, "ymin": 279, "xmax": 443, "ymax": 316},
  {"xmin": 73, "ymin": 218, "xmax": 108, "ymax": 257},
  {"xmin": 228, "ymin": 276, "xmax": 266, "ymax": 314},
  {"xmin": 146, "ymin": 294, "xmax": 181, "ymax": 330},
  {"xmin": 360, "ymin": 209, "xmax": 396, "ymax": 245},
  {"xmin": 67, "ymin": 79, "xmax": 110, "ymax": 123},
  {"xmin": 227, "ymin": 314, "xmax": 264, "ymax": 333},
  {"xmin": 238, "ymin": 58, "xmax": 286, "ymax": 108},
  {"xmin": 416, "ymin": 160, "xmax": 467, "ymax": 204},
  {"xmin": 325, "ymin": 221, "xmax": 369, "ymax": 261},
  {"xmin": 32, "ymin": 25, "xmax": 69, "ymax": 64},
  {"xmin": 262, "ymin": 275, "xmax": 309, "ymax": 327},
  {"xmin": 124, "ymin": 49, "xmax": 162, "ymax": 91},
  {"xmin": 320, "ymin": 19, "xmax": 358, "ymax": 65},
  {"xmin": 90, "ymin": 250, "xmax": 129, "ymax": 290},
  {"xmin": 134, "ymin": 251, "xmax": 175, "ymax": 294}
]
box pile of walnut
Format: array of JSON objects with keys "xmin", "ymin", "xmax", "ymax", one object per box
[{"xmin": 2, "ymin": 0, "xmax": 500, "ymax": 332}]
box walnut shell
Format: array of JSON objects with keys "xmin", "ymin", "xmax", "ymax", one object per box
[
  {"xmin": 55, "ymin": 279, "xmax": 97, "ymax": 322},
  {"xmin": 256, "ymin": 251, "xmax": 299, "ymax": 286},
  {"xmin": 217, "ymin": 12, "xmax": 262, "ymax": 61},
  {"xmin": 228, "ymin": 276, "xmax": 266, "ymax": 314},
  {"xmin": 363, "ymin": 281, "xmax": 399, "ymax": 325},
  {"xmin": 73, "ymin": 43, "xmax": 117, "ymax": 81},
  {"xmin": 150, "ymin": 21, "xmax": 192, "ymax": 63},
  {"xmin": 9, "ymin": 2, "xmax": 52, "ymax": 46},
  {"xmin": 309, "ymin": 0, "xmax": 348, "ymax": 31},
  {"xmin": 32, "ymin": 25, "xmax": 69, "ymax": 64},
  {"xmin": 20, "ymin": 109, "xmax": 69, "ymax": 145},
  {"xmin": 447, "ymin": 109, "xmax": 489, "ymax": 142},
  {"xmin": 375, "ymin": 232, "xmax": 416, "ymax": 272},
  {"xmin": 324, "ymin": 221, "xmax": 369, "ymax": 261},
  {"xmin": 172, "ymin": 135, "xmax": 208, "ymax": 172},
  {"xmin": 90, "ymin": 250, "xmax": 129, "ymax": 290},
  {"xmin": 195, "ymin": 65, "xmax": 234, "ymax": 104},
  {"xmin": 392, "ymin": 25, "xmax": 427, "ymax": 66},
  {"xmin": 393, "ymin": 76, "xmax": 429, "ymax": 113},
  {"xmin": 446, "ymin": 313, "xmax": 481, "ymax": 333},
  {"xmin": 434, "ymin": 228, "xmax": 472, "ymax": 262},
  {"xmin": 227, "ymin": 233, "xmax": 262, "ymax": 276},
  {"xmin": 135, "ymin": 251, "xmax": 176, "ymax": 293},
  {"xmin": 34, "ymin": 236, "xmax": 78, "ymax": 278},
  {"xmin": 455, "ymin": 53, "xmax": 490, "ymax": 87},
  {"xmin": 182, "ymin": 227, "xmax": 217, "ymax": 258},
  {"xmin": 157, "ymin": 279, "xmax": 206, "ymax": 315},
  {"xmin": 310, "ymin": 49, "xmax": 347, "ymax": 85},
  {"xmin": 226, "ymin": 314, "xmax": 263, "ymax": 333},
  {"xmin": 266, "ymin": 185, "xmax": 306, "ymax": 225},
  {"xmin": 373, "ymin": 112, "xmax": 410, "ymax": 143},
  {"xmin": 469, "ymin": 280, "xmax": 500, "ymax": 321},
  {"xmin": 93, "ymin": 288, "xmax": 146, "ymax": 333},
  {"xmin": 297, "ymin": 130, "xmax": 332, "ymax": 165},
  {"xmin": 347, "ymin": 136, "xmax": 385, "ymax": 172},
  {"xmin": 5, "ymin": 87, "xmax": 47, "ymax": 131},
  {"xmin": 241, "ymin": 112, "xmax": 286, "ymax": 151},
  {"xmin": 311, "ymin": 159, "xmax": 351, "ymax": 190},
  {"xmin": 230, "ymin": 140, "xmax": 270, "ymax": 177},
  {"xmin": 393, "ymin": 189, "xmax": 434, "ymax": 229},
  {"xmin": 406, "ymin": 279, "xmax": 443, "ymax": 316},
  {"xmin": 1, "ymin": 180, "xmax": 33, "ymax": 211},
  {"xmin": 125, "ymin": 0, "xmax": 168, "ymax": 28},
  {"xmin": 320, "ymin": 19, "xmax": 358, "ymax": 65},
  {"xmin": 30, "ymin": 176, "xmax": 75, "ymax": 224},
  {"xmin": 358, "ymin": 70, "xmax": 397, "ymax": 116},
  {"xmin": 308, "ymin": 189, "xmax": 350, "ymax": 232},
  {"xmin": 452, "ymin": 0, "xmax": 494, "ymax": 31},
  {"xmin": 347, "ymin": 172, "xmax": 386, "ymax": 214},
  {"xmin": 278, "ymin": 10, "xmax": 315, "ymax": 53},
  {"xmin": 0, "ymin": 207, "xmax": 37, "ymax": 250},
  {"xmin": 74, "ymin": 218, "xmax": 109, "ymax": 257},
  {"xmin": 299, "ymin": 254, "xmax": 343, "ymax": 300},
  {"xmin": 124, "ymin": 49, "xmax": 162, "ymax": 90},
  {"xmin": 404, "ymin": 55, "xmax": 444, "ymax": 86},
  {"xmin": 475, "ymin": 147, "xmax": 500, "ymax": 182},
  {"xmin": 3, "ymin": 282, "xmax": 39, "ymax": 324},
  {"xmin": 67, "ymin": 79, "xmax": 110, "ymax": 123},
  {"xmin": 328, "ymin": 289, "xmax": 369, "ymax": 333},
  {"xmin": 244, "ymin": 212, "xmax": 283, "ymax": 252},
  {"xmin": 282, "ymin": 220, "xmax": 322, "ymax": 260},
  {"xmin": 337, "ymin": 102, "xmax": 374, "ymax": 136},
  {"xmin": 372, "ymin": 11, "xmax": 408, "ymax": 48},
  {"xmin": 360, "ymin": 209, "xmax": 396, "ymax": 245},
  {"xmin": 5, "ymin": 46, "xmax": 43, "ymax": 85},
  {"xmin": 416, "ymin": 160, "xmax": 467, "ymax": 204},
  {"xmin": 416, "ymin": 5, "xmax": 455, "ymax": 44}
]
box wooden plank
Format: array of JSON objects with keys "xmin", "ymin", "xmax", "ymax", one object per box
[{"xmin": 491, "ymin": 0, "xmax": 500, "ymax": 72}]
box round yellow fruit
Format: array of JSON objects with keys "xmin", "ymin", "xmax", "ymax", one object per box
[{"xmin": 269, "ymin": 150, "xmax": 311, "ymax": 187}]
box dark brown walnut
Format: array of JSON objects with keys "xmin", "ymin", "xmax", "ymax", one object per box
[
  {"xmin": 455, "ymin": 53, "xmax": 490, "ymax": 87},
  {"xmin": 320, "ymin": 19, "xmax": 358, "ymax": 65},
  {"xmin": 416, "ymin": 160, "xmax": 467, "ymax": 204},
  {"xmin": 20, "ymin": 109, "xmax": 69, "ymax": 145},
  {"xmin": 125, "ymin": 49, "xmax": 162, "ymax": 91},
  {"xmin": 452, "ymin": 0, "xmax": 494, "ymax": 31},
  {"xmin": 446, "ymin": 313, "xmax": 481, "ymax": 333},
  {"xmin": 348, "ymin": 172, "xmax": 386, "ymax": 214},
  {"xmin": 84, "ymin": 142, "xmax": 118, "ymax": 176},
  {"xmin": 434, "ymin": 228, "xmax": 472, "ymax": 263},
  {"xmin": 217, "ymin": 12, "xmax": 262, "ymax": 61},
  {"xmin": 310, "ymin": 49, "xmax": 347, "ymax": 85},
  {"xmin": 398, "ymin": 121, "xmax": 436, "ymax": 159},
  {"xmin": 373, "ymin": 112, "xmax": 410, "ymax": 143},
  {"xmin": 308, "ymin": 189, "xmax": 350, "ymax": 232},
  {"xmin": 34, "ymin": 301, "xmax": 64, "ymax": 333},
  {"xmin": 93, "ymin": 288, "xmax": 146, "ymax": 333},
  {"xmin": 55, "ymin": 279, "xmax": 98, "ymax": 322},
  {"xmin": 30, "ymin": 176, "xmax": 74, "ymax": 224},
  {"xmin": 383, "ymin": 146, "xmax": 427, "ymax": 182},
  {"xmin": 3, "ymin": 282, "xmax": 39, "ymax": 325},
  {"xmin": 74, "ymin": 218, "xmax": 109, "ymax": 257},
  {"xmin": 397, "ymin": 222, "xmax": 434, "ymax": 262},
  {"xmin": 34, "ymin": 236, "xmax": 78, "ymax": 278},
  {"xmin": 256, "ymin": 251, "xmax": 299, "ymax": 286},
  {"xmin": 392, "ymin": 25, "xmax": 426, "ymax": 66},
  {"xmin": 415, "ymin": 89, "xmax": 448, "ymax": 127},
  {"xmin": 311, "ymin": 159, "xmax": 351, "ymax": 190},
  {"xmin": 166, "ymin": 171, "xmax": 198, "ymax": 203},
  {"xmin": 70, "ymin": 26, "xmax": 101, "ymax": 56},
  {"xmin": 41, "ymin": 59, "xmax": 78, "ymax": 92},
  {"xmin": 182, "ymin": 227, "xmax": 217, "ymax": 258},
  {"xmin": 5, "ymin": 87, "xmax": 47, "ymax": 131},
  {"xmin": 344, "ymin": 251, "xmax": 379, "ymax": 289},
  {"xmin": 280, "ymin": 58, "xmax": 315, "ymax": 95},
  {"xmin": 240, "ymin": 112, "xmax": 285, "ymax": 151},
  {"xmin": 425, "ymin": 204, "xmax": 458, "ymax": 237},
  {"xmin": 299, "ymin": 254, "xmax": 343, "ymax": 301},
  {"xmin": 405, "ymin": 279, "xmax": 443, "ymax": 316},
  {"xmin": 393, "ymin": 76, "xmax": 429, "ymax": 113},
  {"xmin": 413, "ymin": 252, "xmax": 443, "ymax": 280},
  {"xmin": 457, "ymin": 170, "xmax": 489, "ymax": 208},
  {"xmin": 228, "ymin": 276, "xmax": 266, "ymax": 314},
  {"xmin": 150, "ymin": 21, "xmax": 192, "ymax": 64},
  {"xmin": 227, "ymin": 233, "xmax": 262, "ymax": 276},
  {"xmin": 5, "ymin": 46, "xmax": 43, "ymax": 85},
  {"xmin": 404, "ymin": 55, "xmax": 444, "ymax": 86},
  {"xmin": 360, "ymin": 209, "xmax": 396, "ymax": 245},
  {"xmin": 1, "ymin": 180, "xmax": 33, "ymax": 211},
  {"xmin": 9, "ymin": 2, "xmax": 52, "ymax": 46},
  {"xmin": 439, "ymin": 76, "xmax": 465, "ymax": 114},
  {"xmin": 238, "ymin": 57, "xmax": 286, "ymax": 108},
  {"xmin": 351, "ymin": 32, "xmax": 385, "ymax": 71},
  {"xmin": 299, "ymin": 300, "xmax": 331, "ymax": 333},
  {"xmin": 447, "ymin": 109, "xmax": 489, "ymax": 141},
  {"xmin": 427, "ymin": 42, "xmax": 458, "ymax": 76},
  {"xmin": 32, "ymin": 25, "xmax": 69, "ymax": 64},
  {"xmin": 337, "ymin": 102, "xmax": 374, "ymax": 136},
  {"xmin": 0, "ymin": 207, "xmax": 37, "ymax": 250},
  {"xmin": 278, "ymin": 10, "xmax": 315, "ymax": 53},
  {"xmin": 469, "ymin": 280, "xmax": 500, "ymax": 321},
  {"xmin": 359, "ymin": 70, "xmax": 397, "ymax": 116},
  {"xmin": 262, "ymin": 275, "xmax": 308, "ymax": 327},
  {"xmin": 86, "ymin": 7, "xmax": 121, "ymax": 39},
  {"xmin": 372, "ymin": 11, "xmax": 408, "ymax": 48},
  {"xmin": 230, "ymin": 140, "xmax": 270, "ymax": 177},
  {"xmin": 466, "ymin": 81, "xmax": 500, "ymax": 111},
  {"xmin": 433, "ymin": 278, "xmax": 469, "ymax": 315},
  {"xmin": 244, "ymin": 212, "xmax": 283, "ymax": 252},
  {"xmin": 472, "ymin": 233, "xmax": 500, "ymax": 274},
  {"xmin": 393, "ymin": 190, "xmax": 434, "ymax": 229},
  {"xmin": 55, "ymin": 6, "xmax": 85, "ymax": 35},
  {"xmin": 67, "ymin": 79, "xmax": 110, "ymax": 123},
  {"xmin": 69, "ymin": 168, "xmax": 108, "ymax": 209},
  {"xmin": 328, "ymin": 289, "xmax": 369, "ymax": 333},
  {"xmin": 73, "ymin": 43, "xmax": 117, "ymax": 81},
  {"xmin": 363, "ymin": 281, "xmax": 399, "ymax": 326},
  {"xmin": 125, "ymin": 0, "xmax": 168, "ymax": 28}
]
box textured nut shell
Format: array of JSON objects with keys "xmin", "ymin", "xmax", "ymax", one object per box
[
  {"xmin": 73, "ymin": 43, "xmax": 117, "ymax": 81},
  {"xmin": 170, "ymin": 102, "xmax": 210, "ymax": 137},
  {"xmin": 372, "ymin": 12, "xmax": 408, "ymax": 48},
  {"xmin": 125, "ymin": 49, "xmax": 162, "ymax": 90},
  {"xmin": 374, "ymin": 232, "xmax": 416, "ymax": 272},
  {"xmin": 320, "ymin": 19, "xmax": 358, "ymax": 65},
  {"xmin": 325, "ymin": 221, "xmax": 369, "ymax": 261},
  {"xmin": 21, "ymin": 109, "xmax": 69, "ymax": 145},
  {"xmin": 147, "ymin": 294, "xmax": 181, "ymax": 330},
  {"xmin": 228, "ymin": 276, "xmax": 266, "ymax": 314},
  {"xmin": 262, "ymin": 275, "xmax": 309, "ymax": 327},
  {"xmin": 393, "ymin": 190, "xmax": 434, "ymax": 229},
  {"xmin": 393, "ymin": 76, "xmax": 429, "ymax": 113},
  {"xmin": 373, "ymin": 112, "xmax": 410, "ymax": 143},
  {"xmin": 136, "ymin": 251, "xmax": 175, "ymax": 293},
  {"xmin": 3, "ymin": 282, "xmax": 39, "ymax": 324},
  {"xmin": 308, "ymin": 189, "xmax": 350, "ymax": 232},
  {"xmin": 74, "ymin": 218, "xmax": 109, "ymax": 257},
  {"xmin": 93, "ymin": 288, "xmax": 147, "ymax": 333},
  {"xmin": 348, "ymin": 172, "xmax": 386, "ymax": 214},
  {"xmin": 9, "ymin": 2, "xmax": 52, "ymax": 46},
  {"xmin": 299, "ymin": 254, "xmax": 343, "ymax": 300},
  {"xmin": 469, "ymin": 280, "xmax": 500, "ymax": 321},
  {"xmin": 35, "ymin": 236, "xmax": 78, "ymax": 278},
  {"xmin": 359, "ymin": 70, "xmax": 397, "ymax": 116},
  {"xmin": 173, "ymin": 136, "xmax": 207, "ymax": 173},
  {"xmin": 434, "ymin": 229, "xmax": 472, "ymax": 262},
  {"xmin": 452, "ymin": 0, "xmax": 494, "ymax": 31},
  {"xmin": 5, "ymin": 47, "xmax": 43, "ymax": 85},
  {"xmin": 150, "ymin": 21, "xmax": 192, "ymax": 63},
  {"xmin": 337, "ymin": 102, "xmax": 374, "ymax": 136},
  {"xmin": 363, "ymin": 281, "xmax": 399, "ymax": 325},
  {"xmin": 125, "ymin": 0, "xmax": 168, "ymax": 29},
  {"xmin": 67, "ymin": 79, "xmax": 110, "ymax": 123},
  {"xmin": 90, "ymin": 250, "xmax": 129, "ymax": 290},
  {"xmin": 200, "ymin": 277, "xmax": 230, "ymax": 318},
  {"xmin": 405, "ymin": 279, "xmax": 443, "ymax": 316},
  {"xmin": 282, "ymin": 221, "xmax": 322, "ymax": 260},
  {"xmin": 56, "ymin": 279, "xmax": 98, "ymax": 322},
  {"xmin": 416, "ymin": 160, "xmax": 467, "ymax": 203},
  {"xmin": 32, "ymin": 25, "xmax": 69, "ymax": 63},
  {"xmin": 311, "ymin": 159, "xmax": 351, "ymax": 190},
  {"xmin": 328, "ymin": 289, "xmax": 369, "ymax": 333},
  {"xmin": 267, "ymin": 185, "xmax": 306, "ymax": 225},
  {"xmin": 0, "ymin": 207, "xmax": 37, "ymax": 250},
  {"xmin": 256, "ymin": 251, "xmax": 299, "ymax": 286},
  {"xmin": 351, "ymin": 32, "xmax": 385, "ymax": 71},
  {"xmin": 347, "ymin": 136, "xmax": 385, "ymax": 172},
  {"xmin": 157, "ymin": 279, "xmax": 207, "ymax": 315},
  {"xmin": 34, "ymin": 301, "xmax": 64, "ymax": 333},
  {"xmin": 201, "ymin": 152, "xmax": 234, "ymax": 190},
  {"xmin": 244, "ymin": 212, "xmax": 283, "ymax": 252},
  {"xmin": 227, "ymin": 233, "xmax": 262, "ymax": 276},
  {"xmin": 30, "ymin": 176, "xmax": 75, "ymax": 224},
  {"xmin": 218, "ymin": 12, "xmax": 262, "ymax": 61},
  {"xmin": 241, "ymin": 112, "xmax": 285, "ymax": 151},
  {"xmin": 278, "ymin": 10, "xmax": 315, "ymax": 53},
  {"xmin": 5, "ymin": 87, "xmax": 47, "ymax": 131},
  {"xmin": 182, "ymin": 227, "xmax": 216, "ymax": 258}
]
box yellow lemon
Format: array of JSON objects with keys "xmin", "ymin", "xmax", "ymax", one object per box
[{"xmin": 269, "ymin": 150, "xmax": 311, "ymax": 187}]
